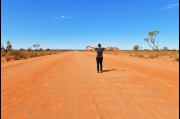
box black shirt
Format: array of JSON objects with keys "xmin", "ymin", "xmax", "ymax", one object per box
[{"xmin": 95, "ymin": 47, "xmax": 105, "ymax": 58}]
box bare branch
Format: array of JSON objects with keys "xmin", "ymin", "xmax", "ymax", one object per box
[
  {"xmin": 148, "ymin": 42, "xmax": 156, "ymax": 50},
  {"xmin": 145, "ymin": 30, "xmax": 159, "ymax": 51}
]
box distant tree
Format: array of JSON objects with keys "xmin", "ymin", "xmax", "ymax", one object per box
[
  {"xmin": 1, "ymin": 43, "xmax": 4, "ymax": 50},
  {"xmin": 162, "ymin": 47, "xmax": 168, "ymax": 51},
  {"xmin": 106, "ymin": 46, "xmax": 113, "ymax": 51},
  {"xmin": 139, "ymin": 47, "xmax": 142, "ymax": 50},
  {"xmin": 1, "ymin": 43, "xmax": 7, "ymax": 53},
  {"xmin": 114, "ymin": 47, "xmax": 119, "ymax": 50},
  {"xmin": 171, "ymin": 49, "xmax": 177, "ymax": 51},
  {"xmin": 144, "ymin": 49, "xmax": 150, "ymax": 51},
  {"xmin": 133, "ymin": 45, "xmax": 139, "ymax": 50},
  {"xmin": 39, "ymin": 48, "xmax": 43, "ymax": 51},
  {"xmin": 33, "ymin": 44, "xmax": 40, "ymax": 50},
  {"xmin": 20, "ymin": 48, "xmax": 26, "ymax": 51},
  {"xmin": 144, "ymin": 30, "xmax": 159, "ymax": 51},
  {"xmin": 27, "ymin": 47, "xmax": 32, "ymax": 51},
  {"xmin": 86, "ymin": 46, "xmax": 90, "ymax": 49},
  {"xmin": 6, "ymin": 41, "xmax": 12, "ymax": 51},
  {"xmin": 46, "ymin": 48, "xmax": 50, "ymax": 51}
]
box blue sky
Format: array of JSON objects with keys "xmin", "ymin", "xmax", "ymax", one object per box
[{"xmin": 2, "ymin": 0, "xmax": 179, "ymax": 50}]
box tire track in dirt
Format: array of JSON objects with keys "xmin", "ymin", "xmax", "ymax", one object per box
[
  {"xmin": 81, "ymin": 52, "xmax": 178, "ymax": 119},
  {"xmin": 81, "ymin": 53, "xmax": 151, "ymax": 119},
  {"xmin": 83, "ymin": 52, "xmax": 178, "ymax": 87},
  {"xmin": 1, "ymin": 53, "xmax": 67, "ymax": 76}
]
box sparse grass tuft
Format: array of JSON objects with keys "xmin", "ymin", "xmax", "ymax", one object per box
[
  {"xmin": 133, "ymin": 53, "xmax": 145, "ymax": 58},
  {"xmin": 129, "ymin": 54, "xmax": 133, "ymax": 56},
  {"xmin": 1, "ymin": 51, "xmax": 6, "ymax": 57},
  {"xmin": 173, "ymin": 56, "xmax": 179, "ymax": 62},
  {"xmin": 169, "ymin": 55, "xmax": 173, "ymax": 58},
  {"xmin": 5, "ymin": 55, "xmax": 12, "ymax": 61},
  {"xmin": 147, "ymin": 53, "xmax": 159, "ymax": 59}
]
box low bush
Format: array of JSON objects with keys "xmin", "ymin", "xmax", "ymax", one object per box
[
  {"xmin": 173, "ymin": 56, "xmax": 179, "ymax": 62},
  {"xmin": 1, "ymin": 51, "xmax": 6, "ymax": 57},
  {"xmin": 5, "ymin": 55, "xmax": 12, "ymax": 61},
  {"xmin": 147, "ymin": 54, "xmax": 159, "ymax": 59},
  {"xmin": 134, "ymin": 53, "xmax": 145, "ymax": 58},
  {"xmin": 1, "ymin": 50, "xmax": 65, "ymax": 61}
]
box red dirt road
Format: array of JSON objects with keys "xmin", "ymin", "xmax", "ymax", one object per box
[{"xmin": 1, "ymin": 51, "xmax": 179, "ymax": 119}]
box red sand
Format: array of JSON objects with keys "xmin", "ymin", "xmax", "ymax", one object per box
[{"xmin": 1, "ymin": 51, "xmax": 179, "ymax": 119}]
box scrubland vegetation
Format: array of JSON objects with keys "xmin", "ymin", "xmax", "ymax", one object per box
[
  {"xmin": 1, "ymin": 41, "xmax": 71, "ymax": 62},
  {"xmin": 120, "ymin": 50, "xmax": 179, "ymax": 61},
  {"xmin": 86, "ymin": 44, "xmax": 179, "ymax": 62},
  {"xmin": 1, "ymin": 50, "xmax": 69, "ymax": 62},
  {"xmin": 88, "ymin": 49, "xmax": 179, "ymax": 62}
]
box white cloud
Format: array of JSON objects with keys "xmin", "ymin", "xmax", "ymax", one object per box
[
  {"xmin": 51, "ymin": 16, "xmax": 72, "ymax": 20},
  {"xmin": 165, "ymin": 2, "xmax": 179, "ymax": 9}
]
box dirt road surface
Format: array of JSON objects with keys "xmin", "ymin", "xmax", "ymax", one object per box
[{"xmin": 1, "ymin": 51, "xmax": 179, "ymax": 119}]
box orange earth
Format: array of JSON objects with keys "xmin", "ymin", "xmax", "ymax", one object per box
[{"xmin": 1, "ymin": 51, "xmax": 179, "ymax": 119}]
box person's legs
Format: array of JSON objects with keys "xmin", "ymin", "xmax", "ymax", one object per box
[
  {"xmin": 100, "ymin": 58, "xmax": 103, "ymax": 72},
  {"xmin": 96, "ymin": 57, "xmax": 99, "ymax": 72}
]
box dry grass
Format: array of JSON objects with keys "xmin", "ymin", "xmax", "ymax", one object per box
[
  {"xmin": 1, "ymin": 51, "xmax": 6, "ymax": 57},
  {"xmin": 116, "ymin": 50, "xmax": 179, "ymax": 61},
  {"xmin": 133, "ymin": 53, "xmax": 146, "ymax": 58},
  {"xmin": 89, "ymin": 50, "xmax": 179, "ymax": 61},
  {"xmin": 1, "ymin": 50, "xmax": 69, "ymax": 62},
  {"xmin": 173, "ymin": 55, "xmax": 179, "ymax": 62},
  {"xmin": 147, "ymin": 53, "xmax": 159, "ymax": 59},
  {"xmin": 104, "ymin": 49, "xmax": 119, "ymax": 55}
]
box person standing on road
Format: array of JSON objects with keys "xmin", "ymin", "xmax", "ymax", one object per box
[{"xmin": 89, "ymin": 44, "xmax": 109, "ymax": 73}]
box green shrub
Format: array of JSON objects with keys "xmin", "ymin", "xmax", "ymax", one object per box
[
  {"xmin": 162, "ymin": 47, "xmax": 168, "ymax": 51},
  {"xmin": 133, "ymin": 45, "xmax": 139, "ymax": 50}
]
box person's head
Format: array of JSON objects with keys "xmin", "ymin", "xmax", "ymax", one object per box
[{"xmin": 98, "ymin": 44, "xmax": 101, "ymax": 47}]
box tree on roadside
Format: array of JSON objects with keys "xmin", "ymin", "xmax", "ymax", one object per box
[
  {"xmin": 1, "ymin": 43, "xmax": 7, "ymax": 53},
  {"xmin": 133, "ymin": 45, "xmax": 139, "ymax": 50},
  {"xmin": 6, "ymin": 41, "xmax": 12, "ymax": 51},
  {"xmin": 162, "ymin": 46, "xmax": 168, "ymax": 51},
  {"xmin": 144, "ymin": 30, "xmax": 159, "ymax": 51},
  {"xmin": 171, "ymin": 49, "xmax": 176, "ymax": 51},
  {"xmin": 39, "ymin": 48, "xmax": 43, "ymax": 51},
  {"xmin": 144, "ymin": 49, "xmax": 149, "ymax": 51},
  {"xmin": 20, "ymin": 48, "xmax": 26, "ymax": 51},
  {"xmin": 33, "ymin": 44, "xmax": 40, "ymax": 50},
  {"xmin": 27, "ymin": 47, "xmax": 32, "ymax": 51}
]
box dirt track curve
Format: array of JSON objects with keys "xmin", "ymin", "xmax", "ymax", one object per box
[{"xmin": 1, "ymin": 51, "xmax": 179, "ymax": 119}]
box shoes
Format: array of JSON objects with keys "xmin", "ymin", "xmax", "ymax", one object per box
[{"xmin": 97, "ymin": 71, "xmax": 103, "ymax": 73}]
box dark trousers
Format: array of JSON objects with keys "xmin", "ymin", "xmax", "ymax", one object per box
[{"xmin": 96, "ymin": 57, "xmax": 103, "ymax": 71}]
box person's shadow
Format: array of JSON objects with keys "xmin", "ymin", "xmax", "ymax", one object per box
[
  {"xmin": 103, "ymin": 69, "xmax": 116, "ymax": 72},
  {"xmin": 103, "ymin": 69, "xmax": 126, "ymax": 72}
]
